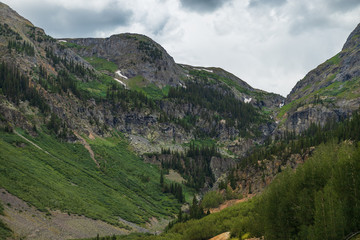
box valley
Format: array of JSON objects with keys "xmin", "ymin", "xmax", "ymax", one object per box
[{"xmin": 0, "ymin": 1, "xmax": 360, "ymax": 239}]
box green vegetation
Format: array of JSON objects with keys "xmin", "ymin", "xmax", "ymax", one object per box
[
  {"xmin": 78, "ymin": 74, "xmax": 114, "ymax": 99},
  {"xmin": 183, "ymin": 139, "xmax": 217, "ymax": 148},
  {"xmin": 137, "ymin": 40, "xmax": 163, "ymax": 63},
  {"xmin": 201, "ymin": 191, "xmax": 224, "ymax": 209},
  {"xmin": 0, "ymin": 202, "xmax": 12, "ymax": 240},
  {"xmin": 0, "ymin": 61, "xmax": 50, "ymax": 112},
  {"xmin": 84, "ymin": 56, "xmax": 118, "ymax": 73},
  {"xmin": 59, "ymin": 41, "xmax": 85, "ymax": 50},
  {"xmin": 259, "ymin": 142, "xmax": 360, "ymax": 240},
  {"xmin": 126, "ymin": 75, "xmax": 168, "ymax": 100},
  {"xmin": 159, "ymin": 143, "xmax": 219, "ymax": 190},
  {"xmin": 168, "ymin": 81, "xmax": 261, "ymax": 137},
  {"xmin": 78, "ymin": 55, "xmax": 168, "ymax": 100},
  {"xmin": 117, "ymin": 198, "xmax": 256, "ymax": 240},
  {"xmin": 188, "ymin": 69, "xmax": 250, "ymax": 95},
  {"xmin": 326, "ymin": 53, "xmax": 341, "ymax": 65},
  {"xmin": 277, "ymin": 76, "xmax": 360, "ymax": 120},
  {"xmin": 84, "ymin": 133, "xmax": 360, "ymax": 240},
  {"xmin": 7, "ymin": 40, "xmax": 35, "ymax": 56},
  {"xmin": 0, "ymin": 129, "xmax": 180, "ymax": 225}
]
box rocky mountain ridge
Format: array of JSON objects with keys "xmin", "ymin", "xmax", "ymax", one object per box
[
  {"xmin": 64, "ymin": 34, "xmax": 185, "ymax": 88},
  {"xmin": 278, "ymin": 23, "xmax": 360, "ymax": 133}
]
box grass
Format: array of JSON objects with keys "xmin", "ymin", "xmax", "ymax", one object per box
[
  {"xmin": 277, "ymin": 76, "xmax": 360, "ymax": 120},
  {"xmin": 78, "ymin": 74, "xmax": 114, "ymax": 99},
  {"xmin": 84, "ymin": 56, "xmax": 118, "ymax": 73},
  {"xmin": 165, "ymin": 170, "xmax": 185, "ymax": 184},
  {"xmin": 59, "ymin": 41, "xmax": 86, "ymax": 50},
  {"xmin": 126, "ymin": 75, "xmax": 169, "ymax": 100},
  {"xmin": 325, "ymin": 53, "xmax": 341, "ymax": 65},
  {"xmin": 0, "ymin": 129, "xmax": 181, "ymax": 226},
  {"xmin": 183, "ymin": 138, "xmax": 217, "ymax": 148},
  {"xmin": 78, "ymin": 199, "xmax": 257, "ymax": 240}
]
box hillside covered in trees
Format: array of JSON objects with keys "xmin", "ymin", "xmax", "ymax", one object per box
[{"xmin": 1, "ymin": 1, "xmax": 360, "ymax": 240}]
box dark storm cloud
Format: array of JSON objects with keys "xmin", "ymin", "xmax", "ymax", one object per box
[
  {"xmin": 27, "ymin": 3, "xmax": 133, "ymax": 38},
  {"xmin": 248, "ymin": 0, "xmax": 287, "ymax": 8},
  {"xmin": 179, "ymin": 0, "xmax": 232, "ymax": 13}
]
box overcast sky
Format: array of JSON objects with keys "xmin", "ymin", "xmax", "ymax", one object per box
[{"xmin": 2, "ymin": 0, "xmax": 360, "ymax": 96}]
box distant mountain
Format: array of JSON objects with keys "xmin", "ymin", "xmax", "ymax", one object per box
[
  {"xmin": 278, "ymin": 23, "xmax": 360, "ymax": 133},
  {"xmin": 65, "ymin": 34, "xmax": 185, "ymax": 88}
]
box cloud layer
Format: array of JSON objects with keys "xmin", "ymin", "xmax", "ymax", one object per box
[{"xmin": 3, "ymin": 0, "xmax": 360, "ymax": 96}]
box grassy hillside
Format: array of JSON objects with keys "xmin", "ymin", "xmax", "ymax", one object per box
[
  {"xmin": 82, "ymin": 139, "xmax": 360, "ymax": 240},
  {"xmin": 0, "ymin": 202, "xmax": 12, "ymax": 240},
  {"xmin": 76, "ymin": 198, "xmax": 257, "ymax": 240},
  {"xmin": 0, "ymin": 128, "xmax": 181, "ymax": 226}
]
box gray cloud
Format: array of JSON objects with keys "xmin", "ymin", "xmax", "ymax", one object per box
[
  {"xmin": 289, "ymin": 14, "xmax": 335, "ymax": 36},
  {"xmin": 248, "ymin": 0, "xmax": 287, "ymax": 8},
  {"xmin": 327, "ymin": 0, "xmax": 360, "ymax": 12},
  {"xmin": 21, "ymin": 3, "xmax": 133, "ymax": 38},
  {"xmin": 179, "ymin": 0, "xmax": 232, "ymax": 13},
  {"xmin": 287, "ymin": 0, "xmax": 360, "ymax": 36}
]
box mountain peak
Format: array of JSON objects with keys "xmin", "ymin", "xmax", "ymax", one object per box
[
  {"xmin": 66, "ymin": 33, "xmax": 185, "ymax": 87},
  {"xmin": 0, "ymin": 2, "xmax": 34, "ymax": 28},
  {"xmin": 342, "ymin": 23, "xmax": 360, "ymax": 51}
]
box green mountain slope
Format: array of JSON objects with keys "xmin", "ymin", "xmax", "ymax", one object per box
[
  {"xmin": 98, "ymin": 113, "xmax": 360, "ymax": 240},
  {"xmin": 0, "ymin": 128, "xmax": 181, "ymax": 225},
  {"xmin": 277, "ymin": 23, "xmax": 360, "ymax": 133}
]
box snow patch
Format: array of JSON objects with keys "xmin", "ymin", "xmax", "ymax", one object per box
[
  {"xmin": 279, "ymin": 102, "xmax": 285, "ymax": 108},
  {"xmin": 115, "ymin": 70, "xmax": 128, "ymax": 79},
  {"xmin": 244, "ymin": 97, "xmax": 252, "ymax": 103},
  {"xmin": 114, "ymin": 78, "xmax": 127, "ymax": 89},
  {"xmin": 58, "ymin": 40, "xmax": 67, "ymax": 43},
  {"xmin": 179, "ymin": 82, "xmax": 187, "ymax": 89}
]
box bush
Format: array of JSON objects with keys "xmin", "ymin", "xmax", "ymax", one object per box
[{"xmin": 201, "ymin": 191, "xmax": 224, "ymax": 209}]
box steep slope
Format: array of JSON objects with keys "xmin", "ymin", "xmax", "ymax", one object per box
[
  {"xmin": 180, "ymin": 64, "xmax": 284, "ymax": 111},
  {"xmin": 64, "ymin": 34, "xmax": 185, "ymax": 88},
  {"xmin": 0, "ymin": 3, "xmax": 185, "ymax": 237},
  {"xmin": 0, "ymin": 3, "xmax": 282, "ymax": 237},
  {"xmin": 278, "ymin": 23, "xmax": 360, "ymax": 133}
]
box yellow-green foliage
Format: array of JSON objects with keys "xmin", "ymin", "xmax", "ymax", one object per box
[{"xmin": 201, "ymin": 191, "xmax": 224, "ymax": 209}]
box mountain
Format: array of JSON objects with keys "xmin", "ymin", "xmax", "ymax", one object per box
[
  {"xmin": 1, "ymin": 1, "xmax": 359, "ymax": 239},
  {"xmin": 277, "ymin": 23, "xmax": 360, "ymax": 133},
  {"xmin": 64, "ymin": 34, "xmax": 185, "ymax": 88},
  {"xmin": 0, "ymin": 2, "xmax": 283, "ymax": 238}
]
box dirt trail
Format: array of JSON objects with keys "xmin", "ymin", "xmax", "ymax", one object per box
[
  {"xmin": 14, "ymin": 131, "xmax": 61, "ymax": 162},
  {"xmin": 73, "ymin": 131, "xmax": 100, "ymax": 168},
  {"xmin": 209, "ymin": 194, "xmax": 256, "ymax": 214},
  {"xmin": 14, "ymin": 130, "xmax": 49, "ymax": 154},
  {"xmin": 0, "ymin": 189, "xmax": 128, "ymax": 240},
  {"xmin": 209, "ymin": 232, "xmax": 230, "ymax": 240}
]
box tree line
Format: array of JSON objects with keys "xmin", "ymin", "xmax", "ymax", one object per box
[
  {"xmin": 0, "ymin": 62, "xmax": 49, "ymax": 113},
  {"xmin": 167, "ymin": 81, "xmax": 260, "ymax": 137},
  {"xmin": 8, "ymin": 40, "xmax": 35, "ymax": 56},
  {"xmin": 158, "ymin": 143, "xmax": 218, "ymax": 190}
]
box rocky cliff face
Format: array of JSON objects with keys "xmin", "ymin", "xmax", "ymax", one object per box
[
  {"xmin": 66, "ymin": 34, "xmax": 185, "ymax": 87},
  {"xmin": 278, "ymin": 23, "xmax": 360, "ymax": 133}
]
